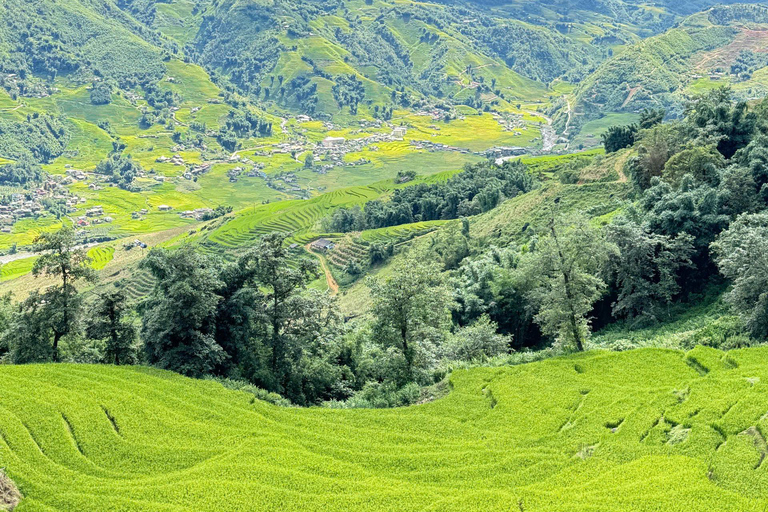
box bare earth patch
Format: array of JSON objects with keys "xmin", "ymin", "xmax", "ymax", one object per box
[{"xmin": 0, "ymin": 470, "xmax": 21, "ymax": 511}]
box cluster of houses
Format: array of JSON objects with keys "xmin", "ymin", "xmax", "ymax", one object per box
[
  {"xmin": 183, "ymin": 163, "xmax": 212, "ymax": 180},
  {"xmin": 76, "ymin": 205, "xmax": 114, "ymax": 227},
  {"xmin": 492, "ymin": 112, "xmax": 526, "ymax": 133},
  {"xmin": 410, "ymin": 140, "xmax": 471, "ymax": 154},
  {"xmin": 0, "ymin": 175, "xmax": 85, "ymax": 232},
  {"xmin": 156, "ymin": 154, "xmax": 186, "ymax": 166},
  {"xmin": 179, "ymin": 208, "xmax": 214, "ymax": 220}
]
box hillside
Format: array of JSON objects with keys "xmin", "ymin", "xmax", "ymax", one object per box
[
  {"xmin": 1, "ymin": 347, "xmax": 768, "ymax": 510},
  {"xmin": 566, "ymin": 4, "xmax": 768, "ymax": 131}
]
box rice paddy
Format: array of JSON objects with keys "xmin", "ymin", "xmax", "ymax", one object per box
[{"xmin": 1, "ymin": 346, "xmax": 768, "ymax": 510}]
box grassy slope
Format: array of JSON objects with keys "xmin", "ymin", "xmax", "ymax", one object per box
[{"xmin": 1, "ymin": 347, "xmax": 768, "ymax": 510}]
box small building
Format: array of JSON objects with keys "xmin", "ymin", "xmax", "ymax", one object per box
[
  {"xmin": 392, "ymin": 126, "xmax": 407, "ymax": 138},
  {"xmin": 322, "ymin": 136, "xmax": 346, "ymax": 148},
  {"xmin": 310, "ymin": 238, "xmax": 335, "ymax": 251},
  {"xmin": 158, "ymin": 205, "xmax": 173, "ymax": 211}
]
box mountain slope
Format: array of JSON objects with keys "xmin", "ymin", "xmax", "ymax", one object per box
[{"xmin": 1, "ymin": 347, "xmax": 768, "ymax": 511}]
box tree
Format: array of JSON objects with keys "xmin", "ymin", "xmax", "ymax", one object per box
[
  {"xmin": 29, "ymin": 227, "xmax": 96, "ymax": 362},
  {"xmin": 711, "ymin": 213, "xmax": 768, "ymax": 339},
  {"xmin": 304, "ymin": 152, "xmax": 314, "ymax": 168},
  {"xmin": 368, "ymin": 259, "xmax": 453, "ymax": 382},
  {"xmin": 629, "ymin": 123, "xmax": 684, "ymax": 191},
  {"xmin": 5, "ymin": 291, "xmax": 52, "ymax": 364},
  {"xmin": 685, "ymin": 86, "xmax": 756, "ymax": 159},
  {"xmin": 140, "ymin": 246, "xmax": 226, "ymax": 376},
  {"xmin": 86, "ymin": 289, "xmax": 137, "ymax": 365},
  {"xmin": 606, "ymin": 215, "xmax": 694, "ymax": 323},
  {"xmin": 224, "ymin": 233, "xmax": 322, "ymax": 397},
  {"xmin": 639, "ymin": 108, "xmax": 665, "ymax": 129},
  {"xmin": 662, "ymin": 145, "xmax": 724, "ymax": 187},
  {"xmin": 521, "ymin": 214, "xmax": 610, "ymax": 351},
  {"xmin": 602, "ymin": 124, "xmax": 637, "ymax": 153},
  {"xmin": 442, "ymin": 315, "xmax": 510, "ymax": 362}
]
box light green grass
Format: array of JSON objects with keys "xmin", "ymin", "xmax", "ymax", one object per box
[{"xmin": 2, "ymin": 347, "xmax": 768, "ymax": 510}]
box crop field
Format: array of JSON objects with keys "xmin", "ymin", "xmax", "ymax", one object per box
[{"xmin": 1, "ymin": 347, "xmax": 768, "ymax": 510}]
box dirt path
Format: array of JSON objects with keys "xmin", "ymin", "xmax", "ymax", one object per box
[{"xmin": 305, "ymin": 242, "xmax": 339, "ymax": 294}]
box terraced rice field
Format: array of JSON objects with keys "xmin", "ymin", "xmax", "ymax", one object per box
[
  {"xmin": 1, "ymin": 346, "xmax": 768, "ymax": 511},
  {"xmin": 206, "ymin": 186, "xmax": 384, "ymax": 249},
  {"xmin": 86, "ymin": 246, "xmax": 116, "ymax": 271}
]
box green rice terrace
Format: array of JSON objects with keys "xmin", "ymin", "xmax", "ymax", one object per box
[{"xmin": 1, "ymin": 347, "xmax": 768, "ymax": 511}]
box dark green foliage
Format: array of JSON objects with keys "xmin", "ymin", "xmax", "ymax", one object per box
[
  {"xmin": 685, "ymin": 86, "xmax": 756, "ymax": 159},
  {"xmin": 217, "ymin": 109, "xmax": 272, "ymax": 149},
  {"xmin": 95, "ymin": 153, "xmax": 143, "ymax": 190},
  {"xmin": 326, "ymin": 160, "xmax": 535, "ymax": 232},
  {"xmin": 606, "ymin": 214, "xmax": 694, "ymax": 323},
  {"xmin": 201, "ymin": 206, "xmax": 233, "ymax": 221},
  {"xmin": 86, "ymin": 289, "xmax": 137, "ymax": 365},
  {"xmin": 332, "ymin": 74, "xmax": 365, "ymax": 114},
  {"xmin": 0, "ymin": 114, "xmax": 69, "ymax": 163},
  {"xmin": 144, "ymin": 83, "xmax": 179, "ymax": 109},
  {"xmin": 639, "ymin": 108, "xmax": 665, "ymax": 129},
  {"xmin": 5, "ymin": 228, "xmax": 96, "ymax": 363},
  {"xmin": 712, "ymin": 213, "xmax": 768, "ymax": 338},
  {"xmin": 602, "ymin": 124, "xmax": 637, "ymax": 153},
  {"xmin": 140, "ymin": 245, "xmax": 226, "ymax": 377},
  {"xmin": 368, "ymin": 259, "xmax": 453, "ymax": 383},
  {"xmin": 0, "ymin": 156, "xmax": 46, "ymax": 186},
  {"xmin": 90, "ymin": 81, "xmax": 113, "ymax": 105}
]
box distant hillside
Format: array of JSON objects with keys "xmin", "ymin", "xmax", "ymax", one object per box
[
  {"xmin": 566, "ymin": 4, "xmax": 768, "ymax": 131},
  {"xmin": 2, "ymin": 347, "xmax": 768, "ymax": 510}
]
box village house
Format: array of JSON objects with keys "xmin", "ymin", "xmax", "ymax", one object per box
[
  {"xmin": 322, "ymin": 136, "xmax": 346, "ymax": 148},
  {"xmin": 158, "ymin": 205, "xmax": 173, "ymax": 212},
  {"xmin": 310, "ymin": 238, "xmax": 335, "ymax": 251}
]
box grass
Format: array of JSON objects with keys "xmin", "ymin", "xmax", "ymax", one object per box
[{"xmin": 2, "ymin": 347, "xmax": 768, "ymax": 510}]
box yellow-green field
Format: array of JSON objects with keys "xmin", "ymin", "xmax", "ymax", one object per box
[{"xmin": 2, "ymin": 346, "xmax": 768, "ymax": 510}]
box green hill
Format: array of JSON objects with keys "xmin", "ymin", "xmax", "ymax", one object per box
[{"xmin": 1, "ymin": 346, "xmax": 768, "ymax": 511}]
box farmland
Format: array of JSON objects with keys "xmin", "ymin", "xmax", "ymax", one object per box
[{"xmin": 2, "ymin": 347, "xmax": 768, "ymax": 511}]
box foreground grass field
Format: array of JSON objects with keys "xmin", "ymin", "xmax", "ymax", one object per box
[{"xmin": 1, "ymin": 346, "xmax": 768, "ymax": 511}]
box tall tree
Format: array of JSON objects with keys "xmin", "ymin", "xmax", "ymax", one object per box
[
  {"xmin": 521, "ymin": 214, "xmax": 610, "ymax": 351},
  {"xmin": 711, "ymin": 213, "xmax": 768, "ymax": 339},
  {"xmin": 233, "ymin": 233, "xmax": 320, "ymax": 394},
  {"xmin": 606, "ymin": 215, "xmax": 694, "ymax": 324},
  {"xmin": 31, "ymin": 227, "xmax": 96, "ymax": 361},
  {"xmin": 368, "ymin": 258, "xmax": 453, "ymax": 382},
  {"xmin": 140, "ymin": 246, "xmax": 226, "ymax": 376},
  {"xmin": 86, "ymin": 289, "xmax": 137, "ymax": 365}
]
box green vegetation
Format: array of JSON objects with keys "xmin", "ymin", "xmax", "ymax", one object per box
[{"xmin": 2, "ymin": 347, "xmax": 768, "ymax": 509}]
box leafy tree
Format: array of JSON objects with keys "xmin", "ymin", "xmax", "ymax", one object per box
[
  {"xmin": 521, "ymin": 215, "xmax": 610, "ymax": 351},
  {"xmin": 368, "ymin": 259, "xmax": 453, "ymax": 382},
  {"xmin": 639, "ymin": 108, "xmax": 665, "ymax": 129},
  {"xmin": 442, "ymin": 315, "xmax": 510, "ymax": 362},
  {"xmin": 0, "ymin": 156, "xmax": 46, "ymax": 186},
  {"xmin": 602, "ymin": 124, "xmax": 637, "ymax": 153},
  {"xmin": 26, "ymin": 227, "xmax": 96, "ymax": 362},
  {"xmin": 685, "ymin": 86, "xmax": 756, "ymax": 159},
  {"xmin": 304, "ymin": 152, "xmax": 314, "ymax": 168},
  {"xmin": 606, "ymin": 215, "xmax": 694, "ymax": 323},
  {"xmin": 662, "ymin": 145, "xmax": 724, "ymax": 187},
  {"xmin": 5, "ymin": 291, "xmax": 52, "ymax": 364},
  {"xmin": 640, "ymin": 176, "xmax": 730, "ymax": 263},
  {"xmin": 95, "ymin": 153, "xmax": 143, "ymax": 190},
  {"xmin": 628, "ymin": 123, "xmax": 683, "ymax": 191},
  {"xmin": 332, "ymin": 74, "xmax": 365, "ymax": 114},
  {"xmin": 90, "ymin": 81, "xmax": 112, "ymax": 105},
  {"xmin": 140, "ymin": 246, "xmax": 226, "ymax": 377},
  {"xmin": 86, "ymin": 289, "xmax": 137, "ymax": 365},
  {"xmin": 711, "ymin": 213, "xmax": 768, "ymax": 339}
]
